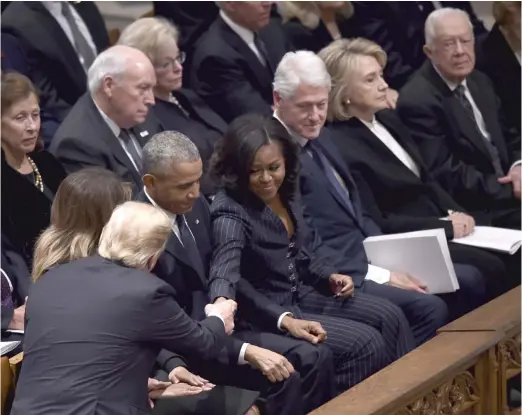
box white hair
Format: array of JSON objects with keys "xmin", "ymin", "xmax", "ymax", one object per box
[
  {"xmin": 142, "ymin": 131, "xmax": 201, "ymax": 177},
  {"xmin": 87, "ymin": 47, "xmax": 130, "ymax": 93},
  {"xmin": 425, "ymin": 8, "xmax": 473, "ymax": 46},
  {"xmin": 273, "ymin": 50, "xmax": 332, "ymax": 99}
]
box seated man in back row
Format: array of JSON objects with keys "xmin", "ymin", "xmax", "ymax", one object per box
[{"xmin": 137, "ymin": 131, "xmax": 335, "ymax": 415}]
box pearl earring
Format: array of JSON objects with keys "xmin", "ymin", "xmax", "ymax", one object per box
[{"xmin": 345, "ymin": 98, "xmax": 351, "ymax": 105}]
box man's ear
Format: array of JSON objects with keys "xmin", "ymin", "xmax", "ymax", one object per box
[
  {"xmin": 142, "ymin": 174, "xmax": 155, "ymax": 189},
  {"xmin": 102, "ymin": 76, "xmax": 115, "ymax": 99},
  {"xmin": 273, "ymin": 90, "xmax": 282, "ymax": 111},
  {"xmin": 423, "ymin": 44, "xmax": 432, "ymax": 59},
  {"xmin": 146, "ymin": 253, "xmax": 161, "ymax": 272}
]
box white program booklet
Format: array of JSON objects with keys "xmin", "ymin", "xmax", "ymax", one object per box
[
  {"xmin": 363, "ymin": 228, "xmax": 459, "ymax": 294},
  {"xmin": 1, "ymin": 341, "xmax": 21, "ymax": 356},
  {"xmin": 451, "ymin": 226, "xmax": 522, "ymax": 255}
]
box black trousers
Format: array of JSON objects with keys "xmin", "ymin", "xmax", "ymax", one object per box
[
  {"xmin": 155, "ymin": 332, "xmax": 335, "ymax": 415},
  {"xmin": 290, "ymin": 288, "xmax": 416, "ymax": 394}
]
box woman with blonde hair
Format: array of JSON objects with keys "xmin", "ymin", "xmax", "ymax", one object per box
[
  {"xmin": 319, "ymin": 38, "xmax": 514, "ymax": 316},
  {"xmin": 278, "ymin": 1, "xmax": 354, "ymax": 53}
]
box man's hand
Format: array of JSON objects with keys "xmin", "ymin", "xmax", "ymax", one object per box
[
  {"xmin": 214, "ymin": 297, "xmax": 228, "ymax": 304},
  {"xmin": 389, "ymin": 272, "xmax": 428, "ymax": 293},
  {"xmin": 205, "ymin": 299, "xmax": 237, "ymax": 334},
  {"xmin": 328, "ymin": 274, "xmax": 355, "ymax": 298},
  {"xmin": 449, "ymin": 211, "xmax": 475, "ymax": 238},
  {"xmin": 168, "ymin": 366, "xmax": 215, "ymax": 390},
  {"xmin": 8, "ymin": 302, "xmax": 26, "ymax": 331},
  {"xmin": 498, "ymin": 164, "xmax": 521, "ymax": 200},
  {"xmin": 280, "ymin": 316, "xmax": 327, "ymax": 344},
  {"xmin": 148, "ymin": 383, "xmax": 205, "ymax": 400},
  {"xmin": 385, "ymin": 88, "xmax": 399, "ymax": 109},
  {"xmin": 244, "ymin": 344, "xmax": 295, "ymax": 383}
]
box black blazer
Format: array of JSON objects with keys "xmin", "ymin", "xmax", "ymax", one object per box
[
  {"xmin": 209, "ymin": 191, "xmax": 336, "ymax": 330},
  {"xmin": 397, "ymin": 62, "xmax": 521, "ymax": 211},
  {"xmin": 1, "ymin": 150, "xmax": 66, "ymax": 268},
  {"xmin": 50, "ymin": 94, "xmax": 163, "ymax": 190},
  {"xmin": 476, "ymin": 24, "xmax": 521, "ymax": 133},
  {"xmin": 191, "ymin": 16, "xmax": 293, "ymax": 123},
  {"xmin": 329, "ymin": 110, "xmax": 468, "ymax": 239},
  {"xmin": 11, "ymin": 255, "xmax": 227, "ymax": 415},
  {"xmin": 292, "ymin": 126, "xmax": 382, "ymax": 287},
  {"xmin": 2, "ymin": 1, "xmax": 109, "ymax": 107},
  {"xmin": 137, "ymin": 192, "xmax": 249, "ymax": 371}
]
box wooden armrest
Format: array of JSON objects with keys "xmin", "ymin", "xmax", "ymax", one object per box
[
  {"xmin": 438, "ymin": 286, "xmax": 521, "ymax": 333},
  {"xmin": 310, "ymin": 331, "xmax": 502, "ymax": 415}
]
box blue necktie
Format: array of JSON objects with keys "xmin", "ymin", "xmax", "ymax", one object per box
[{"xmin": 307, "ymin": 142, "xmax": 356, "ymax": 216}]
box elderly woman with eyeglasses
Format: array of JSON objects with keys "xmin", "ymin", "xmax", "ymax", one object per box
[{"xmin": 118, "ymin": 17, "xmax": 227, "ymax": 194}]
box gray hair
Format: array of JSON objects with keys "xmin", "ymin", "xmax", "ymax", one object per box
[
  {"xmin": 273, "ymin": 50, "xmax": 332, "ymax": 99},
  {"xmin": 142, "ymin": 131, "xmax": 201, "ymax": 176},
  {"xmin": 88, "ymin": 47, "xmax": 130, "ymax": 93},
  {"xmin": 425, "ymin": 8, "xmax": 473, "ymax": 46}
]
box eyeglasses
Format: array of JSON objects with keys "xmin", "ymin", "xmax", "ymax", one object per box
[{"xmin": 155, "ymin": 51, "xmax": 186, "ymax": 70}]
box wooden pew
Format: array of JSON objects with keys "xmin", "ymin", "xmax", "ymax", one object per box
[
  {"xmin": 438, "ymin": 287, "xmax": 521, "ymax": 415},
  {"xmin": 309, "ymin": 331, "xmax": 503, "ymax": 415},
  {"xmin": 1, "ymin": 352, "xmax": 22, "ymax": 414}
]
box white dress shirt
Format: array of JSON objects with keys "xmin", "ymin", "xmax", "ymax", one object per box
[
  {"xmin": 144, "ymin": 187, "xmax": 249, "ymax": 364},
  {"xmin": 219, "ymin": 10, "xmax": 266, "ymax": 66},
  {"xmin": 42, "ymin": 1, "xmax": 97, "ymax": 71},
  {"xmin": 360, "ymin": 117, "xmax": 421, "ymax": 177},
  {"xmin": 93, "ymin": 99, "xmax": 143, "ymax": 173},
  {"xmin": 273, "ymin": 112, "xmax": 392, "ymax": 284}
]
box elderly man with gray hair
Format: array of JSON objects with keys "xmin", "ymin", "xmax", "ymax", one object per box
[
  {"xmin": 135, "ymin": 130, "xmax": 336, "ymax": 415},
  {"xmin": 50, "ymin": 45, "xmax": 164, "ymax": 191},
  {"xmin": 11, "ymin": 200, "xmax": 238, "ymax": 415},
  {"xmin": 397, "ymin": 7, "xmax": 521, "ymax": 231}
]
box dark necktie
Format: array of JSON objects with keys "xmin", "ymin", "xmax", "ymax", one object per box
[
  {"xmin": 61, "ymin": 2, "xmax": 96, "ymax": 71},
  {"xmin": 253, "ymin": 33, "xmax": 272, "ymax": 72},
  {"xmin": 176, "ymin": 215, "xmax": 205, "ymax": 276},
  {"xmin": 119, "ymin": 129, "xmax": 142, "ymax": 173},
  {"xmin": 306, "ymin": 142, "xmax": 356, "ymax": 216},
  {"xmin": 454, "ymin": 84, "xmax": 504, "ymax": 176},
  {"xmin": 1, "ymin": 271, "xmax": 13, "ymax": 309}
]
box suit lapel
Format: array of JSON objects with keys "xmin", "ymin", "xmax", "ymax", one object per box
[
  {"xmin": 218, "ymin": 18, "xmax": 273, "ymax": 89},
  {"xmin": 176, "ymin": 89, "xmax": 226, "ymax": 134}
]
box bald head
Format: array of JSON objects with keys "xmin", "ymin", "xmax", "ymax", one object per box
[{"xmin": 88, "ymin": 45, "xmax": 156, "ymax": 129}]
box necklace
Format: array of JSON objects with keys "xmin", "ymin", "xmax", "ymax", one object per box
[{"xmin": 27, "ymin": 156, "xmax": 44, "ymax": 192}]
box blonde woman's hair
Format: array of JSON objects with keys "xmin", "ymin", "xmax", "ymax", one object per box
[
  {"xmin": 318, "ymin": 38, "xmax": 387, "ymax": 121},
  {"xmin": 278, "ymin": 1, "xmax": 354, "ymax": 30},
  {"xmin": 117, "ymin": 17, "xmax": 179, "ymax": 65},
  {"xmin": 98, "ymin": 202, "xmax": 171, "ymax": 269},
  {"xmin": 32, "ymin": 168, "xmax": 132, "ymax": 281}
]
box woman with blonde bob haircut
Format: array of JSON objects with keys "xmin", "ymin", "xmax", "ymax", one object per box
[
  {"xmin": 32, "ymin": 167, "xmax": 132, "ymax": 281},
  {"xmin": 319, "ymin": 38, "xmax": 508, "ymax": 319}
]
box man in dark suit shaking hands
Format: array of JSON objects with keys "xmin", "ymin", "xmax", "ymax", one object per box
[
  {"xmin": 397, "ymin": 8, "xmax": 521, "ymax": 230},
  {"xmin": 137, "ymin": 131, "xmax": 335, "ymax": 415},
  {"xmin": 50, "ymin": 45, "xmax": 164, "ymax": 191}
]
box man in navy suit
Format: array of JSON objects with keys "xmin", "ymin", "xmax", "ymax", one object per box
[
  {"xmin": 272, "ymin": 50, "xmax": 488, "ymax": 338},
  {"xmin": 136, "ymin": 131, "xmax": 335, "ymax": 415}
]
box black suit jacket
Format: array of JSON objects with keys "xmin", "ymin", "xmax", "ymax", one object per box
[
  {"xmin": 476, "ymin": 24, "xmax": 521, "ymax": 134},
  {"xmin": 350, "ymin": 1, "xmax": 487, "ymax": 89},
  {"xmin": 397, "ymin": 62, "xmax": 521, "ymax": 211},
  {"xmin": 2, "ymin": 1, "xmax": 109, "ymax": 107},
  {"xmin": 11, "ymin": 255, "xmax": 226, "ymax": 415},
  {"xmin": 329, "ymin": 110, "xmax": 468, "ymax": 239},
  {"xmin": 292, "ymin": 127, "xmax": 382, "ymax": 287},
  {"xmin": 50, "ymin": 94, "xmax": 163, "ymax": 190},
  {"xmin": 1, "ymin": 150, "xmax": 66, "ymax": 268},
  {"xmin": 191, "ymin": 16, "xmax": 293, "ymax": 123},
  {"xmin": 209, "ymin": 191, "xmax": 336, "ymax": 330}
]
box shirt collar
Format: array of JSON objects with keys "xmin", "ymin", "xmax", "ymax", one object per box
[
  {"xmin": 41, "ymin": 1, "xmax": 63, "ymax": 15},
  {"xmin": 220, "ymin": 10, "xmax": 255, "ymax": 45},
  {"xmin": 93, "ymin": 97, "xmax": 121, "ymax": 137},
  {"xmin": 358, "ymin": 116, "xmax": 378, "ymax": 130},
  {"xmin": 432, "ymin": 63, "xmax": 468, "ymax": 91},
  {"xmin": 143, "ymin": 187, "xmax": 177, "ymax": 224},
  {"xmin": 273, "ymin": 111, "xmax": 309, "ymax": 148}
]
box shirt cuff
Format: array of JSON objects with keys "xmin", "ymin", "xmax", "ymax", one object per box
[
  {"xmin": 206, "ymin": 312, "xmax": 225, "ymax": 327},
  {"xmin": 365, "ymin": 264, "xmax": 391, "ymax": 284},
  {"xmin": 277, "ymin": 312, "xmax": 293, "ymax": 331},
  {"xmin": 510, "ymin": 160, "xmax": 521, "ymax": 172},
  {"xmin": 238, "ymin": 343, "xmax": 249, "ymax": 365}
]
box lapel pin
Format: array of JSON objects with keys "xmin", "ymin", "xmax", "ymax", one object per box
[
  {"xmin": 140, "ymin": 131, "xmax": 149, "ymax": 137},
  {"xmin": 195, "ymin": 219, "xmax": 200, "ymax": 224}
]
